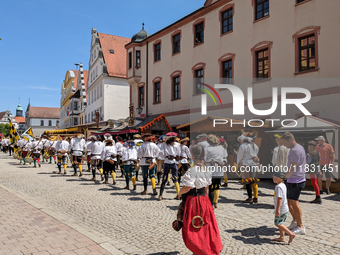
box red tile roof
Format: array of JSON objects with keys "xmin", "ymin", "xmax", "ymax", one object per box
[
  {"xmin": 14, "ymin": 117, "xmax": 25, "ymax": 123},
  {"xmin": 98, "ymin": 33, "xmax": 130, "ymax": 78},
  {"xmin": 29, "ymin": 107, "xmax": 60, "ymax": 119}
]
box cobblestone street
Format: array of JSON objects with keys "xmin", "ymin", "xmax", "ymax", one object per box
[{"xmin": 1, "ymin": 153, "xmax": 340, "ymax": 255}]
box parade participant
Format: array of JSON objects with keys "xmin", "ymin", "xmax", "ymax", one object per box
[
  {"xmin": 272, "ymin": 134, "xmax": 281, "ymax": 166},
  {"xmin": 115, "ymin": 136, "xmax": 125, "ymax": 178},
  {"xmin": 22, "ymin": 138, "xmax": 31, "ymax": 165},
  {"xmin": 280, "ymin": 132, "xmax": 306, "ymax": 235},
  {"xmin": 8, "ymin": 139, "xmax": 13, "ymax": 156},
  {"xmin": 17, "ymin": 137, "xmax": 26, "ymax": 164},
  {"xmin": 69, "ymin": 133, "xmax": 86, "ymax": 177},
  {"xmin": 133, "ymin": 134, "xmax": 143, "ymax": 181},
  {"xmin": 205, "ymin": 134, "xmax": 226, "ymax": 208},
  {"xmin": 306, "ymin": 140, "xmax": 321, "ymax": 204},
  {"xmin": 178, "ymin": 137, "xmax": 191, "ymax": 185},
  {"xmin": 272, "ymin": 171, "xmax": 295, "ymax": 244},
  {"xmin": 156, "ymin": 135, "xmax": 166, "ymax": 185},
  {"xmin": 46, "ymin": 136, "xmax": 57, "ymax": 164},
  {"xmin": 237, "ymin": 135, "xmax": 260, "ymax": 204},
  {"xmin": 219, "ymin": 138, "xmax": 229, "ymax": 187},
  {"xmin": 196, "ymin": 133, "xmax": 209, "ymax": 150},
  {"xmin": 138, "ymin": 133, "xmax": 160, "ymax": 196},
  {"xmin": 159, "ymin": 136, "xmax": 180, "ymax": 200},
  {"xmin": 56, "ymin": 136, "xmax": 69, "ymax": 174},
  {"xmin": 30, "ymin": 136, "xmax": 43, "ymax": 168},
  {"xmin": 40, "ymin": 135, "xmax": 49, "ymax": 163},
  {"xmin": 122, "ymin": 140, "xmax": 138, "ymax": 190},
  {"xmin": 174, "ymin": 145, "xmax": 222, "ymax": 255},
  {"xmin": 85, "ymin": 137, "xmax": 92, "ymax": 171},
  {"xmin": 316, "ymin": 136, "xmax": 335, "ymax": 195},
  {"xmin": 88, "ymin": 136, "xmax": 105, "ymax": 181},
  {"xmin": 101, "ymin": 136, "xmax": 117, "ymax": 184}
]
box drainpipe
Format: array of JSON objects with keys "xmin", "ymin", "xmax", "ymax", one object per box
[{"xmin": 146, "ymin": 41, "xmax": 149, "ymax": 117}]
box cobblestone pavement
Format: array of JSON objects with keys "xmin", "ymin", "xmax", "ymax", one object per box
[{"xmin": 1, "ymin": 153, "xmax": 340, "ymax": 254}]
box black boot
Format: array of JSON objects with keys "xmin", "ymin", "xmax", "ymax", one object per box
[{"xmin": 159, "ymin": 182, "xmax": 166, "ymax": 197}]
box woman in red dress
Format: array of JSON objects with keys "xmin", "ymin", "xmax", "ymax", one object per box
[{"xmin": 176, "ymin": 145, "xmax": 223, "ymax": 255}]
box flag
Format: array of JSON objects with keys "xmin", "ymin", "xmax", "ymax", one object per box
[
  {"xmin": 9, "ymin": 121, "xmax": 20, "ymax": 144},
  {"xmin": 22, "ymin": 127, "xmax": 34, "ymax": 141}
]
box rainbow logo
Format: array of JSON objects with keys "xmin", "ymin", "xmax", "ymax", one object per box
[{"xmin": 198, "ymin": 82, "xmax": 223, "ymax": 106}]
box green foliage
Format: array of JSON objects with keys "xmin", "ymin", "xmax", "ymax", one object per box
[{"xmin": 0, "ymin": 123, "xmax": 10, "ymax": 137}]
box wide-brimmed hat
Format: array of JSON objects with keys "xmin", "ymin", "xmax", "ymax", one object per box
[
  {"xmin": 133, "ymin": 134, "xmax": 142, "ymax": 139},
  {"xmin": 196, "ymin": 133, "xmax": 207, "ymax": 140},
  {"xmin": 315, "ymin": 136, "xmax": 325, "ymax": 141},
  {"xmin": 207, "ymin": 134, "xmax": 219, "ymax": 145},
  {"xmin": 142, "ymin": 133, "xmax": 153, "ymax": 138},
  {"xmin": 89, "ymin": 135, "xmax": 97, "ymax": 141},
  {"xmin": 307, "ymin": 140, "xmax": 317, "ymax": 146},
  {"xmin": 274, "ymin": 134, "xmax": 281, "ymax": 139},
  {"xmin": 180, "ymin": 137, "xmax": 190, "ymax": 143}
]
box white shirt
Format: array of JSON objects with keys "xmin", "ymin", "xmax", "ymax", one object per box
[
  {"xmin": 205, "ymin": 145, "xmax": 226, "ymax": 177},
  {"xmin": 85, "ymin": 141, "xmax": 92, "ymax": 154},
  {"xmin": 88, "ymin": 141, "xmax": 105, "ymax": 159},
  {"xmin": 116, "ymin": 142, "xmax": 124, "ymax": 156},
  {"xmin": 17, "ymin": 139, "xmax": 26, "ymax": 149},
  {"xmin": 272, "ymin": 146, "xmax": 279, "ymax": 166},
  {"xmin": 179, "ymin": 144, "xmax": 191, "ymax": 164},
  {"xmin": 157, "ymin": 143, "xmax": 166, "ymax": 160},
  {"xmin": 46, "ymin": 140, "xmax": 57, "ymax": 150},
  {"xmin": 122, "ymin": 147, "xmax": 138, "ymax": 165},
  {"xmin": 163, "ymin": 143, "xmax": 179, "ymax": 164},
  {"xmin": 237, "ymin": 142, "xmax": 259, "ymax": 166},
  {"xmin": 274, "ymin": 182, "xmax": 289, "ymax": 215},
  {"xmin": 197, "ymin": 140, "xmax": 210, "ymax": 150},
  {"xmin": 181, "ymin": 166, "xmax": 212, "ymax": 189},
  {"xmin": 23, "ymin": 141, "xmax": 31, "ymax": 152},
  {"xmin": 101, "ymin": 145, "xmax": 117, "ymax": 161},
  {"xmin": 56, "ymin": 140, "xmax": 70, "ymax": 156},
  {"xmin": 276, "ymin": 145, "xmax": 290, "ymax": 168},
  {"xmin": 69, "ymin": 138, "xmax": 86, "ymax": 156},
  {"xmin": 138, "ymin": 142, "xmax": 160, "ymax": 165},
  {"xmin": 30, "ymin": 140, "xmax": 43, "ymax": 153}
]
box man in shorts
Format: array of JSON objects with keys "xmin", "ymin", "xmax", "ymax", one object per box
[
  {"xmin": 280, "ymin": 132, "xmax": 306, "ymax": 235},
  {"xmin": 316, "ymin": 136, "xmax": 335, "ymax": 194}
]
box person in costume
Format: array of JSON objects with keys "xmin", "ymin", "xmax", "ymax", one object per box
[
  {"xmin": 17, "ymin": 137, "xmax": 26, "ymax": 164},
  {"xmin": 69, "ymin": 133, "xmax": 86, "ymax": 177},
  {"xmin": 138, "ymin": 133, "xmax": 160, "ymax": 196},
  {"xmin": 159, "ymin": 136, "xmax": 180, "ymax": 200},
  {"xmin": 101, "ymin": 136, "xmax": 117, "ymax": 184},
  {"xmin": 237, "ymin": 134, "xmax": 260, "ymax": 204},
  {"xmin": 205, "ymin": 134, "xmax": 226, "ymax": 208},
  {"xmin": 219, "ymin": 138, "xmax": 229, "ymax": 187},
  {"xmin": 173, "ymin": 145, "xmax": 223, "ymax": 255},
  {"xmin": 46, "ymin": 136, "xmax": 57, "ymax": 164},
  {"xmin": 133, "ymin": 134, "xmax": 143, "ymax": 181},
  {"xmin": 22, "ymin": 138, "xmax": 31, "ymax": 165},
  {"xmin": 156, "ymin": 135, "xmax": 166, "ymax": 185},
  {"xmin": 56, "ymin": 136, "xmax": 70, "ymax": 174},
  {"xmin": 115, "ymin": 136, "xmax": 125, "ymax": 178},
  {"xmin": 88, "ymin": 136, "xmax": 105, "ymax": 181},
  {"xmin": 122, "ymin": 140, "xmax": 138, "ymax": 190},
  {"xmin": 30, "ymin": 136, "xmax": 43, "ymax": 168},
  {"xmin": 196, "ymin": 133, "xmax": 209, "ymax": 150},
  {"xmin": 178, "ymin": 137, "xmax": 191, "ymax": 185}
]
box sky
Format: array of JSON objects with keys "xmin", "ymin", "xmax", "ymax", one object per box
[{"xmin": 0, "ymin": 0, "xmax": 203, "ymax": 115}]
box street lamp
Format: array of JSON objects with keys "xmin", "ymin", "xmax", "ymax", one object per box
[{"xmin": 136, "ymin": 106, "xmax": 143, "ymax": 115}]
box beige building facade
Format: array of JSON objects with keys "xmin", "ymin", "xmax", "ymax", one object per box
[{"xmin": 126, "ymin": 0, "xmax": 340, "ymax": 128}]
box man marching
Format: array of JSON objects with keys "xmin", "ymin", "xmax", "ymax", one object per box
[
  {"xmin": 56, "ymin": 136, "xmax": 70, "ymax": 174},
  {"xmin": 138, "ymin": 133, "xmax": 160, "ymax": 195},
  {"xmin": 122, "ymin": 140, "xmax": 138, "ymax": 190},
  {"xmin": 87, "ymin": 136, "xmax": 105, "ymax": 181},
  {"xmin": 69, "ymin": 133, "xmax": 86, "ymax": 177},
  {"xmin": 30, "ymin": 136, "xmax": 43, "ymax": 168}
]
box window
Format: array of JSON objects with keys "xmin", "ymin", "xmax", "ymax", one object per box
[
  {"xmin": 73, "ymin": 101, "xmax": 78, "ymax": 111},
  {"xmin": 91, "ymin": 91, "xmax": 93, "ymax": 103},
  {"xmin": 74, "ymin": 118, "xmax": 78, "ymax": 126},
  {"xmin": 88, "ymin": 114, "xmax": 90, "ymax": 123},
  {"xmin": 138, "ymin": 86, "xmax": 144, "ymax": 106},
  {"xmin": 97, "ymin": 86, "xmax": 99, "ymax": 100},
  {"xmin": 222, "ymin": 59, "xmax": 233, "ymax": 84},
  {"xmin": 129, "ymin": 52, "xmax": 132, "ymax": 69},
  {"xmin": 40, "ymin": 120, "xmax": 44, "ymax": 126},
  {"xmin": 85, "ymin": 115, "xmax": 87, "ymax": 124},
  {"xmin": 56, "ymin": 120, "xmax": 59, "ymax": 126},
  {"xmin": 255, "ymin": 0, "xmax": 269, "ymax": 20},
  {"xmin": 100, "ymin": 107, "xmax": 103, "ymax": 121},
  {"xmin": 88, "ymin": 93, "xmax": 90, "ymax": 105},
  {"xmin": 173, "ymin": 33, "xmax": 181, "ymax": 54},
  {"xmin": 154, "ymin": 43, "xmax": 161, "ymax": 62},
  {"xmin": 94, "ymin": 88, "xmax": 97, "ymax": 101},
  {"xmin": 298, "ymin": 34, "xmax": 316, "ymax": 72},
  {"xmin": 173, "ymin": 76, "xmax": 180, "ymax": 100},
  {"xmin": 297, "ymin": 0, "xmax": 307, "ymax": 3},
  {"xmin": 195, "ymin": 69, "xmax": 204, "ymax": 94},
  {"xmin": 100, "ymin": 84, "xmax": 102, "ymax": 97},
  {"xmin": 256, "ymin": 48, "xmax": 269, "ymax": 79},
  {"xmin": 194, "ymin": 22, "xmax": 204, "ymax": 45},
  {"xmin": 48, "ymin": 120, "xmax": 52, "ymax": 126},
  {"xmin": 136, "ymin": 51, "xmax": 141, "ymax": 68},
  {"xmin": 154, "ymin": 82, "xmax": 161, "ymax": 104},
  {"xmin": 221, "ymin": 8, "xmax": 233, "ymax": 34}
]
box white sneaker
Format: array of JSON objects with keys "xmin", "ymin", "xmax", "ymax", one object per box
[
  {"xmin": 291, "ymin": 226, "xmax": 306, "ymax": 235},
  {"xmin": 287, "ymin": 220, "xmax": 297, "ymax": 230}
]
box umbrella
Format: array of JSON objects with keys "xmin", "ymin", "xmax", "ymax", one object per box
[{"xmin": 166, "ymin": 132, "xmax": 178, "ymax": 137}]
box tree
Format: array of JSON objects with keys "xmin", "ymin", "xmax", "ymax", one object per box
[{"xmin": 0, "ymin": 123, "xmax": 10, "ymax": 137}]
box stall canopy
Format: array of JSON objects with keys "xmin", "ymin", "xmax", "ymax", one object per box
[{"xmin": 44, "ymin": 127, "xmax": 79, "ymax": 134}]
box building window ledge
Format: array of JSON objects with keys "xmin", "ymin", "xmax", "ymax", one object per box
[
  {"xmin": 171, "ymin": 98, "xmax": 181, "ymax": 101},
  {"xmin": 295, "ymin": 0, "xmax": 312, "ymax": 6},
  {"xmin": 294, "ymin": 68, "xmax": 320, "ymax": 76},
  {"xmin": 220, "ymin": 30, "xmax": 233, "ymax": 38},
  {"xmin": 254, "ymin": 15, "xmax": 270, "ymax": 24},
  {"xmin": 153, "ymin": 102, "xmax": 161, "ymax": 105},
  {"xmin": 252, "ymin": 78, "xmax": 272, "ymax": 84},
  {"xmin": 154, "ymin": 59, "xmax": 161, "ymax": 64},
  {"xmin": 194, "ymin": 42, "xmax": 205, "ymax": 48},
  {"xmin": 172, "ymin": 52, "xmax": 181, "ymax": 57}
]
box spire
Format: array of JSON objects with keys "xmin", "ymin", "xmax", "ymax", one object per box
[
  {"xmin": 142, "ymin": 22, "xmax": 144, "ymax": 29},
  {"xmin": 26, "ymin": 98, "xmax": 31, "ymax": 112}
]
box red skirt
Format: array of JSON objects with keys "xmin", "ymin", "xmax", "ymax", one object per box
[{"xmin": 182, "ymin": 194, "xmax": 223, "ymax": 255}]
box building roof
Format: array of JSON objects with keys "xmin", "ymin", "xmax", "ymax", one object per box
[
  {"xmin": 28, "ymin": 107, "xmax": 60, "ymax": 119},
  {"xmin": 98, "ymin": 33, "xmax": 130, "ymax": 78},
  {"xmin": 16, "ymin": 103, "xmax": 23, "ymax": 111},
  {"xmin": 0, "ymin": 111, "xmax": 6, "ymax": 120},
  {"xmin": 131, "ymin": 24, "xmax": 150, "ymax": 42},
  {"xmin": 14, "ymin": 116, "xmax": 25, "ymax": 123}
]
